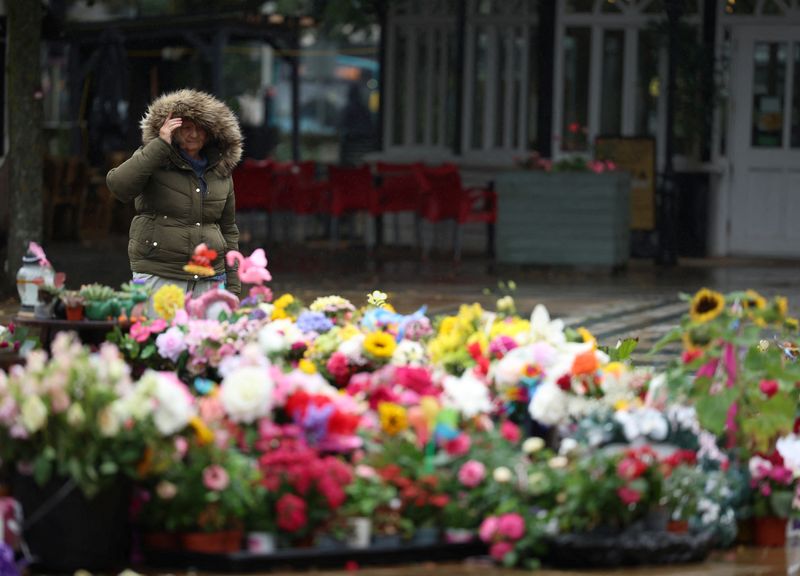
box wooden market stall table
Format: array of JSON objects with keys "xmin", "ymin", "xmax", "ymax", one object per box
[{"xmin": 12, "ymin": 314, "xmax": 121, "ymax": 349}]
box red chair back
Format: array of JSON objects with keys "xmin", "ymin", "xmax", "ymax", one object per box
[
  {"xmin": 328, "ymin": 165, "xmax": 377, "ymax": 216},
  {"xmin": 415, "ymin": 164, "xmax": 464, "ymax": 222},
  {"xmin": 375, "ymin": 162, "xmax": 421, "ymax": 214},
  {"xmin": 232, "ymin": 159, "xmax": 273, "ymax": 211}
]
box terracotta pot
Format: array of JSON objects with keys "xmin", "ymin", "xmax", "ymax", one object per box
[
  {"xmin": 666, "ymin": 520, "xmax": 689, "ymax": 534},
  {"xmin": 754, "ymin": 516, "xmax": 787, "ymax": 547},
  {"xmin": 65, "ymin": 305, "xmax": 84, "ymax": 321},
  {"xmin": 141, "ymin": 531, "xmax": 181, "ymax": 551},
  {"xmin": 182, "ymin": 529, "xmax": 243, "ymax": 553}
]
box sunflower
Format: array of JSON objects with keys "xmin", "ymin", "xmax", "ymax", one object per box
[
  {"xmin": 153, "ymin": 284, "xmax": 186, "ymax": 321},
  {"xmin": 786, "ymin": 317, "xmax": 799, "ymax": 332},
  {"xmin": 378, "ymin": 402, "xmax": 408, "ymax": 436},
  {"xmin": 742, "ymin": 289, "xmax": 767, "ymax": 312},
  {"xmin": 775, "ymin": 296, "xmax": 789, "ymax": 317},
  {"xmin": 364, "ymin": 331, "xmax": 397, "ymax": 359},
  {"xmin": 689, "ymin": 288, "xmax": 725, "ymax": 324}
]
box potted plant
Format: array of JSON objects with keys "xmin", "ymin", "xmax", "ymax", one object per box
[
  {"xmin": 749, "ymin": 453, "xmax": 795, "ymax": 547},
  {"xmin": 157, "ymin": 441, "xmax": 262, "ymax": 554},
  {"xmin": 0, "ymin": 334, "xmax": 174, "ymax": 571},
  {"xmin": 341, "ymin": 466, "xmax": 397, "ymax": 548},
  {"xmin": 35, "ymin": 284, "xmax": 61, "ymax": 319},
  {"xmin": 59, "ymin": 290, "xmax": 85, "ymax": 322},
  {"xmin": 79, "ymin": 283, "xmax": 119, "ymax": 321}
]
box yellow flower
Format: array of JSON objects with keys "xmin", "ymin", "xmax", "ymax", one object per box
[
  {"xmin": 182, "ymin": 263, "xmax": 215, "ymax": 277},
  {"xmin": 189, "ymin": 416, "xmax": 215, "ymax": 446},
  {"xmin": 577, "ymin": 327, "xmax": 596, "ymax": 348},
  {"xmin": 364, "ymin": 331, "xmax": 397, "ymax": 359},
  {"xmin": 298, "ymin": 358, "xmax": 317, "ymax": 374},
  {"xmin": 682, "ymin": 328, "xmax": 711, "ymax": 352},
  {"xmin": 153, "ymin": 284, "xmax": 185, "ymax": 321},
  {"xmin": 489, "ymin": 317, "xmax": 530, "ymax": 340},
  {"xmin": 689, "ymin": 288, "xmax": 725, "ymax": 324},
  {"xmin": 775, "ymin": 296, "xmax": 789, "ymax": 317},
  {"xmin": 378, "ymin": 402, "xmax": 408, "ymax": 436},
  {"xmin": 467, "ymin": 331, "xmax": 488, "ymax": 354},
  {"xmin": 786, "ymin": 317, "xmax": 799, "ymax": 332},
  {"xmin": 271, "ymin": 307, "xmax": 288, "ymax": 320},
  {"xmin": 742, "ymin": 289, "xmax": 766, "ymax": 312},
  {"xmin": 439, "ymin": 316, "xmax": 457, "ymax": 336},
  {"xmin": 273, "ymin": 294, "xmax": 295, "ymax": 309}
]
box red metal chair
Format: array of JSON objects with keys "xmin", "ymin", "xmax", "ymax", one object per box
[
  {"xmin": 232, "ymin": 159, "xmax": 273, "ymax": 244},
  {"xmin": 414, "ymin": 164, "xmax": 496, "ymax": 260},
  {"xmin": 375, "ymin": 162, "xmax": 422, "ymax": 247},
  {"xmin": 328, "ymin": 164, "xmax": 379, "ymax": 246}
]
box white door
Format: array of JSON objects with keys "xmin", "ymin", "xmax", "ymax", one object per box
[{"xmin": 730, "ymin": 27, "xmax": 800, "ymax": 257}]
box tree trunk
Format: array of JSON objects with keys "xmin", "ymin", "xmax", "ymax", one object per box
[{"xmin": 4, "ymin": 0, "xmax": 44, "ymax": 294}]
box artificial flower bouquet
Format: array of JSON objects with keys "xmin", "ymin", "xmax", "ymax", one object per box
[
  {"xmin": 656, "ymin": 288, "xmax": 800, "ymax": 455},
  {"xmin": 0, "ymin": 334, "xmax": 181, "ymax": 497}
]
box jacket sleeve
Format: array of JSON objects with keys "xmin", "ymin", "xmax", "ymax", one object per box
[
  {"xmin": 106, "ymin": 138, "xmax": 173, "ymax": 203},
  {"xmin": 221, "ymin": 178, "xmax": 241, "ymax": 296}
]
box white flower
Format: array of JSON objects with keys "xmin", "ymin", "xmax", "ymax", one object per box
[
  {"xmin": 559, "ymin": 437, "xmax": 579, "ymax": 457},
  {"xmin": 391, "ymin": 340, "xmax": 428, "ymax": 366},
  {"xmin": 777, "ymin": 434, "xmax": 800, "ymax": 476},
  {"xmin": 97, "ymin": 406, "xmax": 121, "ymax": 437},
  {"xmin": 66, "ymin": 403, "xmax": 85, "ymax": 427},
  {"xmin": 258, "ymin": 319, "xmax": 303, "ymax": 355},
  {"xmin": 614, "ymin": 408, "xmax": 668, "ymax": 442},
  {"xmin": 339, "ymin": 333, "xmax": 366, "ymax": 364},
  {"xmin": 151, "ymin": 371, "xmax": 196, "ymax": 435},
  {"xmin": 156, "ymin": 480, "xmax": 177, "ymax": 500},
  {"xmin": 491, "ymin": 349, "xmax": 528, "ymax": 390},
  {"xmin": 529, "ymin": 383, "xmax": 569, "ymax": 426},
  {"xmin": 548, "ymin": 456, "xmax": 569, "ymax": 469},
  {"xmin": 493, "ymin": 466, "xmax": 513, "ymax": 483},
  {"xmin": 442, "ymin": 370, "xmax": 492, "ymax": 418},
  {"xmin": 528, "ymin": 305, "xmax": 566, "ymax": 347},
  {"xmin": 20, "ymin": 396, "xmax": 47, "ymax": 433},
  {"xmin": 220, "ymin": 366, "xmax": 274, "ymax": 423},
  {"xmin": 522, "ymin": 437, "xmax": 545, "ymax": 454}
]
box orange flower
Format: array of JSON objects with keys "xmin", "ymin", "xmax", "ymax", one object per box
[{"xmin": 571, "ymin": 350, "xmax": 598, "ymax": 375}]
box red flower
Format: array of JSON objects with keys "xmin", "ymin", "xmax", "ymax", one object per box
[
  {"xmin": 445, "ymin": 434, "xmax": 472, "ymax": 456},
  {"xmin": 556, "ymin": 374, "xmax": 572, "ymax": 391},
  {"xmin": 617, "ymin": 457, "xmax": 647, "ymax": 480},
  {"xmin": 394, "ymin": 366, "xmax": 437, "ymax": 396},
  {"xmin": 681, "ymin": 349, "xmax": 703, "ymax": 364},
  {"xmin": 276, "ymin": 493, "xmax": 307, "ymax": 532},
  {"xmin": 328, "ymin": 410, "xmax": 360, "ymax": 436},
  {"xmin": 759, "ymin": 379, "xmax": 779, "ymax": 398},
  {"xmin": 617, "ymin": 486, "xmax": 642, "ymax": 505}
]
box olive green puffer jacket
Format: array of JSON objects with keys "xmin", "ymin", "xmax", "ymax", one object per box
[{"xmin": 107, "ymin": 89, "xmax": 242, "ymax": 295}]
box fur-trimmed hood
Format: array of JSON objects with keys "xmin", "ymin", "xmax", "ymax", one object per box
[{"xmin": 140, "ymin": 89, "xmax": 243, "ymax": 177}]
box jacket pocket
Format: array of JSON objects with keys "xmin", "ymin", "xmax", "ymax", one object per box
[{"xmin": 129, "ymin": 215, "xmax": 156, "ymax": 259}]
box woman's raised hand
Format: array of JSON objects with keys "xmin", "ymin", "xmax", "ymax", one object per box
[{"xmin": 159, "ymin": 112, "xmax": 182, "ymax": 144}]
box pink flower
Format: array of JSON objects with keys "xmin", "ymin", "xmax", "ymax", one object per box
[
  {"xmin": 479, "ymin": 516, "xmax": 499, "ymax": 543},
  {"xmin": 759, "ymin": 379, "xmax": 779, "ymax": 398},
  {"xmin": 445, "ymin": 434, "xmax": 471, "ymax": 456},
  {"xmin": 156, "ymin": 326, "xmax": 188, "ymax": 362},
  {"xmin": 489, "ymin": 541, "xmax": 514, "ymax": 561},
  {"xmin": 203, "ymin": 465, "xmax": 230, "ymax": 491},
  {"xmin": 761, "ymin": 483, "xmax": 772, "ymax": 496},
  {"xmin": 617, "ymin": 486, "xmax": 642, "ymax": 505},
  {"xmin": 500, "ymin": 420, "xmax": 521, "ymax": 443},
  {"xmin": 276, "ymin": 493, "xmax": 308, "ymax": 532},
  {"xmin": 458, "ymin": 460, "xmax": 486, "ymax": 488},
  {"xmin": 497, "ymin": 513, "xmax": 525, "ymax": 540},
  {"xmin": 174, "ymin": 436, "xmax": 189, "ymax": 459},
  {"xmin": 129, "ymin": 322, "xmax": 152, "ymax": 343},
  {"xmin": 327, "ymin": 352, "xmax": 350, "ymax": 379}
]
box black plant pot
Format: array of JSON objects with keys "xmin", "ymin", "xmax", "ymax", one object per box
[{"xmin": 12, "ymin": 474, "xmax": 131, "ymax": 573}]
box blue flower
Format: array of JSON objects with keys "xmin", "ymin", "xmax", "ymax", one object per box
[
  {"xmin": 296, "ymin": 311, "xmax": 334, "ymax": 334},
  {"xmin": 193, "ymin": 377, "xmax": 215, "ymax": 395}
]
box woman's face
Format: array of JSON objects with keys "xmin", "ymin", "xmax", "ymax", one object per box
[{"xmin": 174, "ymin": 118, "xmax": 208, "ymax": 157}]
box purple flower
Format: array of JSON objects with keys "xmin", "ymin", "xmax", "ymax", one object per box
[
  {"xmin": 296, "ymin": 311, "xmax": 334, "ymax": 334},
  {"xmin": 297, "ymin": 402, "xmax": 334, "ymax": 445}
]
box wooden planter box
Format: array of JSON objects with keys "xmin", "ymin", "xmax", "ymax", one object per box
[{"xmin": 494, "ymin": 171, "xmax": 631, "ymax": 267}]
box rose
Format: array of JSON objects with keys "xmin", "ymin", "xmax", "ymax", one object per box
[
  {"xmin": 445, "ymin": 434, "xmax": 471, "ymax": 456},
  {"xmin": 150, "ymin": 372, "xmax": 196, "ymax": 435},
  {"xmin": 458, "ymin": 460, "xmax": 486, "ymax": 488},
  {"xmin": 493, "ymin": 466, "xmax": 513, "ymax": 483},
  {"xmin": 156, "ymin": 480, "xmax": 177, "ymax": 499},
  {"xmin": 203, "ymin": 465, "xmax": 230, "ymax": 491},
  {"xmin": 276, "ymin": 493, "xmax": 307, "ymax": 532},
  {"xmin": 617, "ymin": 486, "xmax": 642, "ymax": 505},
  {"xmin": 759, "ymin": 379, "xmax": 779, "ymax": 398},
  {"xmin": 155, "ymin": 326, "xmax": 188, "ymax": 363},
  {"xmin": 489, "ymin": 541, "xmax": 514, "ymax": 561},
  {"xmin": 496, "ymin": 513, "xmax": 525, "ymax": 540},
  {"xmin": 220, "ymin": 365, "xmax": 275, "ymax": 424},
  {"xmin": 500, "ymin": 420, "xmax": 521, "ymax": 443},
  {"xmin": 479, "ymin": 515, "xmax": 499, "ymax": 542}
]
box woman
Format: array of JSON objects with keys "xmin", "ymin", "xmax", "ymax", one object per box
[{"xmin": 107, "ymin": 89, "xmax": 242, "ymax": 309}]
